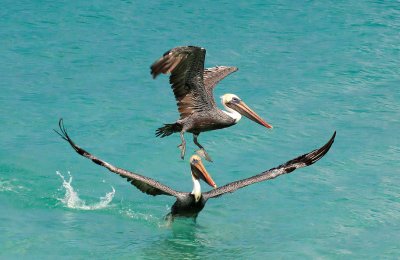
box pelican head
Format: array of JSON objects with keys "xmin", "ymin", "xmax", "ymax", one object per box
[
  {"xmin": 190, "ymin": 155, "xmax": 216, "ymax": 202},
  {"xmin": 221, "ymin": 94, "xmax": 273, "ymax": 128}
]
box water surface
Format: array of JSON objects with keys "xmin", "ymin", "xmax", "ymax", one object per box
[{"xmin": 1, "ymin": 1, "xmax": 399, "ymax": 258}]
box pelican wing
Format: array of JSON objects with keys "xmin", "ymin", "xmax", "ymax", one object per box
[
  {"xmin": 204, "ymin": 66, "xmax": 238, "ymax": 90},
  {"xmin": 203, "ymin": 132, "xmax": 336, "ymax": 199},
  {"xmin": 151, "ymin": 46, "xmax": 217, "ymax": 119},
  {"xmin": 55, "ymin": 119, "xmax": 181, "ymax": 197}
]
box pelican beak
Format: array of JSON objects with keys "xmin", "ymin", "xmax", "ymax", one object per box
[
  {"xmin": 227, "ymin": 100, "xmax": 273, "ymax": 129},
  {"xmin": 191, "ymin": 159, "xmax": 217, "ymax": 188}
]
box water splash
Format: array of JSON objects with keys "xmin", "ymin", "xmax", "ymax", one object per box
[{"xmin": 56, "ymin": 171, "xmax": 115, "ymax": 210}]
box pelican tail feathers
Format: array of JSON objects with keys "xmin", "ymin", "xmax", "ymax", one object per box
[{"xmin": 155, "ymin": 123, "xmax": 181, "ymax": 138}]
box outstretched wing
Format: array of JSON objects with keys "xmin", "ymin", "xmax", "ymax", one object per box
[
  {"xmin": 54, "ymin": 119, "xmax": 181, "ymax": 197},
  {"xmin": 150, "ymin": 46, "xmax": 217, "ymax": 119},
  {"xmin": 203, "ymin": 132, "xmax": 336, "ymax": 199},
  {"xmin": 203, "ymin": 66, "xmax": 238, "ymax": 91}
]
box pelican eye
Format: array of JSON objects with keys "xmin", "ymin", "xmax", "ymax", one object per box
[{"xmin": 231, "ymin": 97, "xmax": 240, "ymax": 103}]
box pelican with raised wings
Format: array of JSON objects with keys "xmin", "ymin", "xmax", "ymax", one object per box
[
  {"xmin": 55, "ymin": 119, "xmax": 335, "ymax": 221},
  {"xmin": 151, "ymin": 46, "xmax": 273, "ymax": 162}
]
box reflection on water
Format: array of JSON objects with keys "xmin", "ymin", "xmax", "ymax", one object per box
[{"xmin": 140, "ymin": 219, "xmax": 211, "ymax": 259}]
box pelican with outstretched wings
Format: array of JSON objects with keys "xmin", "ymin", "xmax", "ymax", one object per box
[
  {"xmin": 55, "ymin": 119, "xmax": 335, "ymax": 221},
  {"xmin": 151, "ymin": 46, "xmax": 273, "ymax": 162}
]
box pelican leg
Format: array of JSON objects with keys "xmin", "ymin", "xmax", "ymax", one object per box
[
  {"xmin": 164, "ymin": 213, "xmax": 174, "ymax": 225},
  {"xmin": 177, "ymin": 131, "xmax": 186, "ymax": 160},
  {"xmin": 193, "ymin": 133, "xmax": 213, "ymax": 162}
]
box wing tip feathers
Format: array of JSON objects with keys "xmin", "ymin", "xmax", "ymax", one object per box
[{"xmin": 305, "ymin": 131, "xmax": 336, "ymax": 166}]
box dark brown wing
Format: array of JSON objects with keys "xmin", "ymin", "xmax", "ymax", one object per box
[
  {"xmin": 203, "ymin": 132, "xmax": 336, "ymax": 199},
  {"xmin": 151, "ymin": 46, "xmax": 217, "ymax": 119},
  {"xmin": 54, "ymin": 119, "xmax": 181, "ymax": 197},
  {"xmin": 204, "ymin": 66, "xmax": 238, "ymax": 90}
]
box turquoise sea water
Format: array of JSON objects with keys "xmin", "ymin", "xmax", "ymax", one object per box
[{"xmin": 1, "ymin": 1, "xmax": 399, "ymax": 258}]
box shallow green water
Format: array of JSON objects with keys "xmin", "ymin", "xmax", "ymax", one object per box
[{"xmin": 1, "ymin": 1, "xmax": 399, "ymax": 258}]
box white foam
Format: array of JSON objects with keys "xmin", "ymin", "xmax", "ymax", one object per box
[
  {"xmin": 0, "ymin": 178, "xmax": 24, "ymax": 193},
  {"xmin": 56, "ymin": 171, "xmax": 115, "ymax": 210},
  {"xmin": 119, "ymin": 208, "xmax": 168, "ymax": 228},
  {"xmin": 120, "ymin": 208, "xmax": 156, "ymax": 221},
  {"xmin": 0, "ymin": 179, "xmax": 14, "ymax": 192}
]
